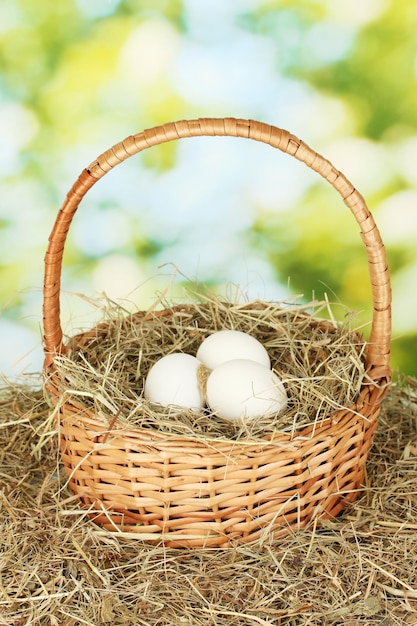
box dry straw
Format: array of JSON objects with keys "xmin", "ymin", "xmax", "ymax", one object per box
[
  {"xmin": 42, "ymin": 118, "xmax": 392, "ymax": 547},
  {"xmin": 1, "ymin": 378, "xmax": 417, "ymax": 625},
  {"xmin": 56, "ymin": 292, "xmax": 367, "ymax": 440}
]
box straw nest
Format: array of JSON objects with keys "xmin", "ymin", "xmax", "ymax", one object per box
[
  {"xmin": 1, "ymin": 374, "xmax": 417, "ymax": 625},
  {"xmin": 53, "ymin": 291, "xmax": 366, "ymax": 439}
]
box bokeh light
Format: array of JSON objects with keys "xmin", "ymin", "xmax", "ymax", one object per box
[{"xmin": 0, "ymin": 0, "xmax": 416, "ymax": 379}]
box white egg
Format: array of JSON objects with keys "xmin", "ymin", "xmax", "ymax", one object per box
[
  {"xmin": 206, "ymin": 359, "xmax": 287, "ymax": 422},
  {"xmin": 144, "ymin": 353, "xmax": 204, "ymax": 411},
  {"xmin": 196, "ymin": 329, "xmax": 270, "ymax": 371}
]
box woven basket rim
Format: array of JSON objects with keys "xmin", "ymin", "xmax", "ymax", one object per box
[
  {"xmin": 53, "ymin": 388, "xmax": 374, "ymax": 447},
  {"xmin": 47, "ymin": 300, "xmax": 382, "ymax": 446}
]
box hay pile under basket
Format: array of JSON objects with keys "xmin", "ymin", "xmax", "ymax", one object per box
[{"xmin": 43, "ymin": 118, "xmax": 391, "ymax": 548}]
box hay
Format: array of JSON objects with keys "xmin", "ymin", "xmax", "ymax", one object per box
[
  {"xmin": 1, "ymin": 375, "xmax": 417, "ymax": 625},
  {"xmin": 54, "ymin": 291, "xmax": 366, "ymax": 439}
]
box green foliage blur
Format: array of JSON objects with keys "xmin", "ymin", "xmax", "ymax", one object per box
[{"xmin": 1, "ymin": 0, "xmax": 416, "ymax": 378}]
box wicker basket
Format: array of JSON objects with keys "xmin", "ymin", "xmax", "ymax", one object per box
[{"xmin": 43, "ymin": 118, "xmax": 391, "ymax": 548}]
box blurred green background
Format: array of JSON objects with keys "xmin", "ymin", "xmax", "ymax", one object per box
[{"xmin": 1, "ymin": 0, "xmax": 416, "ymax": 379}]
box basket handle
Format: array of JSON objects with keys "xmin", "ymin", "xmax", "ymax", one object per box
[{"xmin": 43, "ymin": 117, "xmax": 391, "ymax": 382}]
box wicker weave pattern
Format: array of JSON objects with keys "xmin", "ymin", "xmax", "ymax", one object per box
[
  {"xmin": 56, "ymin": 384, "xmax": 379, "ymax": 547},
  {"xmin": 43, "ymin": 118, "xmax": 391, "ymax": 547}
]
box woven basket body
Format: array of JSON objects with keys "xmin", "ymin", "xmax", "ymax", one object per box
[{"xmin": 43, "ymin": 118, "xmax": 391, "ymax": 547}]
